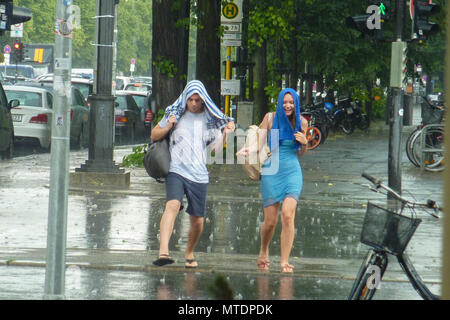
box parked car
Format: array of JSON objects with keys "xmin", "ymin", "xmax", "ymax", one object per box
[
  {"xmin": 36, "ymin": 73, "xmax": 94, "ymax": 101},
  {"xmin": 4, "ymin": 85, "xmax": 53, "ymax": 149},
  {"xmin": 124, "ymin": 82, "xmax": 152, "ymax": 94},
  {"xmin": 114, "ymin": 76, "xmax": 132, "ymax": 90},
  {"xmin": 116, "ymin": 90, "xmax": 152, "ymax": 138},
  {"xmin": 0, "ymin": 81, "xmax": 19, "ymax": 159},
  {"xmin": 114, "ymin": 91, "xmax": 146, "ymax": 144},
  {"xmin": 4, "ymin": 84, "xmax": 90, "ymax": 150},
  {"xmin": 1, "ymin": 64, "xmax": 36, "ymax": 83}
]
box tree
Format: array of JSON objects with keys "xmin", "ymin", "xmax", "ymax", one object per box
[
  {"xmin": 117, "ymin": 0, "xmax": 152, "ymax": 75},
  {"xmin": 195, "ymin": 0, "xmax": 221, "ymax": 104},
  {"xmin": 152, "ymin": 0, "xmax": 190, "ymax": 114},
  {"xmin": 248, "ymin": 0, "xmax": 294, "ymax": 122}
]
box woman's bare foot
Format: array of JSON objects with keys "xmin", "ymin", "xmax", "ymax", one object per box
[
  {"xmin": 257, "ymin": 256, "xmax": 271, "ymax": 271},
  {"xmin": 281, "ymin": 263, "xmax": 294, "ymax": 274}
]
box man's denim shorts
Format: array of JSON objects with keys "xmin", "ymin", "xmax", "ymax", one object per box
[{"xmin": 165, "ymin": 172, "xmax": 208, "ymax": 217}]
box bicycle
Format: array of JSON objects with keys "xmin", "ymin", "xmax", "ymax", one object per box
[
  {"xmin": 348, "ymin": 173, "xmax": 442, "ymax": 300},
  {"xmin": 405, "ymin": 97, "xmax": 445, "ymax": 172},
  {"xmin": 405, "ymin": 124, "xmax": 444, "ymax": 171}
]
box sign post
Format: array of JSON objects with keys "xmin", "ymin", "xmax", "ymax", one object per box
[
  {"xmin": 130, "ymin": 58, "xmax": 135, "ymax": 76},
  {"xmin": 10, "ymin": 23, "xmax": 23, "ymax": 38},
  {"xmin": 221, "ymin": 0, "xmax": 243, "ymax": 116}
]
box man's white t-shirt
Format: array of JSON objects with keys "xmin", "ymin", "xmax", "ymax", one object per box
[{"xmin": 158, "ymin": 111, "xmax": 221, "ymax": 183}]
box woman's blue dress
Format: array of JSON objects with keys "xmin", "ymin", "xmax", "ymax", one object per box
[{"xmin": 260, "ymin": 140, "xmax": 303, "ymax": 208}]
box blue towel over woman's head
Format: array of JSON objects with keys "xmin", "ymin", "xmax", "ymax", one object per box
[
  {"xmin": 269, "ymin": 88, "xmax": 302, "ymax": 151},
  {"xmin": 160, "ymin": 80, "xmax": 233, "ymax": 130}
]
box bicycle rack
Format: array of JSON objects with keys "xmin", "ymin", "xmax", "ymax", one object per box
[{"xmin": 420, "ymin": 124, "xmax": 445, "ymax": 170}]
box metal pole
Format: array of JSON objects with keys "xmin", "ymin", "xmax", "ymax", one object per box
[
  {"xmin": 44, "ymin": 0, "xmax": 72, "ymax": 299},
  {"xmin": 225, "ymin": 46, "xmax": 232, "ymax": 116},
  {"xmin": 388, "ymin": 0, "xmax": 405, "ymax": 198},
  {"xmin": 441, "ymin": 0, "xmax": 450, "ymax": 300},
  {"xmin": 112, "ymin": 1, "xmax": 118, "ymax": 96},
  {"xmin": 76, "ymin": 0, "xmax": 122, "ymax": 174}
]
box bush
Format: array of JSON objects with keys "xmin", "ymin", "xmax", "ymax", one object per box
[{"xmin": 122, "ymin": 144, "xmax": 146, "ymax": 167}]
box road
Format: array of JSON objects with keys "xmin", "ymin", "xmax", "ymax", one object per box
[{"xmin": 0, "ymin": 120, "xmax": 444, "ymax": 300}]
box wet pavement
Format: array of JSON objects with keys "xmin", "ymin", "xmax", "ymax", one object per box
[{"xmin": 0, "ymin": 120, "xmax": 445, "ymax": 300}]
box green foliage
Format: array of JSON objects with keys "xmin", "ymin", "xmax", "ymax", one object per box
[
  {"xmin": 122, "ymin": 144, "xmax": 146, "ymax": 168},
  {"xmin": 153, "ymin": 56, "xmax": 178, "ymax": 78},
  {"xmin": 264, "ymin": 84, "xmax": 281, "ymax": 111},
  {"xmin": 248, "ymin": 1, "xmax": 294, "ymax": 49},
  {"xmin": 155, "ymin": 109, "xmax": 165, "ymax": 123},
  {"xmin": 15, "ymin": 0, "xmax": 151, "ymax": 75},
  {"xmin": 370, "ymin": 87, "xmax": 387, "ymax": 119},
  {"xmin": 352, "ymin": 86, "xmax": 387, "ymax": 120}
]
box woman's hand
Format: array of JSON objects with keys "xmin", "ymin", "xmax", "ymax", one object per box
[
  {"xmin": 294, "ymin": 131, "xmax": 308, "ymax": 145},
  {"xmin": 236, "ymin": 147, "xmax": 249, "ymax": 157}
]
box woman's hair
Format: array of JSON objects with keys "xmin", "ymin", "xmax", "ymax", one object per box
[{"xmin": 284, "ymin": 92, "xmax": 296, "ymax": 128}]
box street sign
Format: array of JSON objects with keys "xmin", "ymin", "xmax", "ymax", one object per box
[
  {"xmin": 221, "ymin": 1, "xmax": 242, "ymax": 47},
  {"xmin": 3, "ymin": 45, "xmax": 11, "ymax": 54},
  {"xmin": 222, "ymin": 33, "xmax": 242, "ymax": 40},
  {"xmin": 10, "ymin": 23, "xmax": 23, "ymax": 38},
  {"xmin": 223, "ymin": 22, "xmax": 241, "ymax": 33},
  {"xmin": 221, "ymin": 39, "xmax": 242, "ymax": 47},
  {"xmin": 131, "ymin": 58, "xmax": 136, "ymax": 65},
  {"xmin": 221, "ymin": 79, "xmax": 240, "ymax": 96},
  {"xmin": 3, "ymin": 53, "xmax": 10, "ymax": 64},
  {"xmin": 221, "ymin": 0, "xmax": 243, "ymax": 23}
]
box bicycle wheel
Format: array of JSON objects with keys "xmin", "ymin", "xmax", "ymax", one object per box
[
  {"xmin": 411, "ymin": 127, "xmax": 444, "ymax": 171},
  {"xmin": 397, "ymin": 253, "xmax": 439, "ymax": 300},
  {"xmin": 306, "ymin": 126, "xmax": 322, "ymax": 150},
  {"xmin": 341, "ymin": 116, "xmax": 355, "ymax": 134},
  {"xmin": 406, "ymin": 127, "xmax": 421, "ymax": 167},
  {"xmin": 348, "ymin": 249, "xmax": 388, "ymax": 300}
]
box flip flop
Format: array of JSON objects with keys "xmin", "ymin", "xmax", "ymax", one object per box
[
  {"xmin": 153, "ymin": 254, "xmax": 174, "ymax": 266},
  {"xmin": 185, "ymin": 259, "xmax": 198, "ymax": 269}
]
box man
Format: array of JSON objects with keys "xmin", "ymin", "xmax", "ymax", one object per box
[{"xmin": 151, "ymin": 80, "xmax": 235, "ymax": 268}]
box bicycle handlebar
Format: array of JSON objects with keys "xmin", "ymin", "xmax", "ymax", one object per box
[
  {"xmin": 361, "ymin": 172, "xmax": 381, "ymax": 186},
  {"xmin": 361, "ymin": 172, "xmax": 442, "ymax": 218}
]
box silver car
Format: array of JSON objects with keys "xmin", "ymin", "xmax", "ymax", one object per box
[
  {"xmin": 5, "ymin": 84, "xmax": 90, "ymax": 150},
  {"xmin": 4, "ymin": 85, "xmax": 53, "ymax": 149}
]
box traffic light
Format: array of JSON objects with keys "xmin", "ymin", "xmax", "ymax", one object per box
[
  {"xmin": 346, "ymin": 2, "xmax": 387, "ymax": 40},
  {"xmin": 0, "ymin": 1, "xmax": 31, "ymax": 36},
  {"xmin": 390, "ymin": 41, "xmax": 408, "ymax": 89},
  {"xmin": 12, "ymin": 41, "xmax": 24, "ymax": 63},
  {"xmin": 412, "ymin": 1, "xmax": 440, "ymax": 40},
  {"xmin": 378, "ymin": 1, "xmax": 391, "ymax": 21}
]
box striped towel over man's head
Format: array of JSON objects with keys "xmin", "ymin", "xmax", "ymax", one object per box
[{"xmin": 160, "ymin": 80, "xmax": 233, "ymax": 130}]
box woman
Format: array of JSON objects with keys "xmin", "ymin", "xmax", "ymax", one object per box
[{"xmin": 238, "ymin": 88, "xmax": 307, "ymax": 273}]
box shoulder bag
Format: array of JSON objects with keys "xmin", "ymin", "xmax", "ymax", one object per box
[
  {"xmin": 241, "ymin": 113, "xmax": 273, "ymax": 181},
  {"xmin": 143, "ymin": 132, "xmax": 171, "ymax": 183}
]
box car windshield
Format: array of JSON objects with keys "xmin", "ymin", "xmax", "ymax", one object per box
[
  {"xmin": 115, "ymin": 95, "xmax": 127, "ymax": 109},
  {"xmin": 125, "ymin": 84, "xmax": 151, "ymax": 92},
  {"xmin": 5, "ymin": 90, "xmax": 42, "ymax": 108},
  {"xmin": 1, "ymin": 66, "xmax": 35, "ymax": 79}
]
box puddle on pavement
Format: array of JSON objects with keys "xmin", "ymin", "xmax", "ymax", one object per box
[{"xmin": 0, "ymin": 265, "xmax": 435, "ymax": 300}]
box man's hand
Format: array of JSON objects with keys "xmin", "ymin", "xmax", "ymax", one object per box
[
  {"xmin": 224, "ymin": 121, "xmax": 235, "ymax": 135},
  {"xmin": 168, "ymin": 115, "xmax": 177, "ymax": 128}
]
